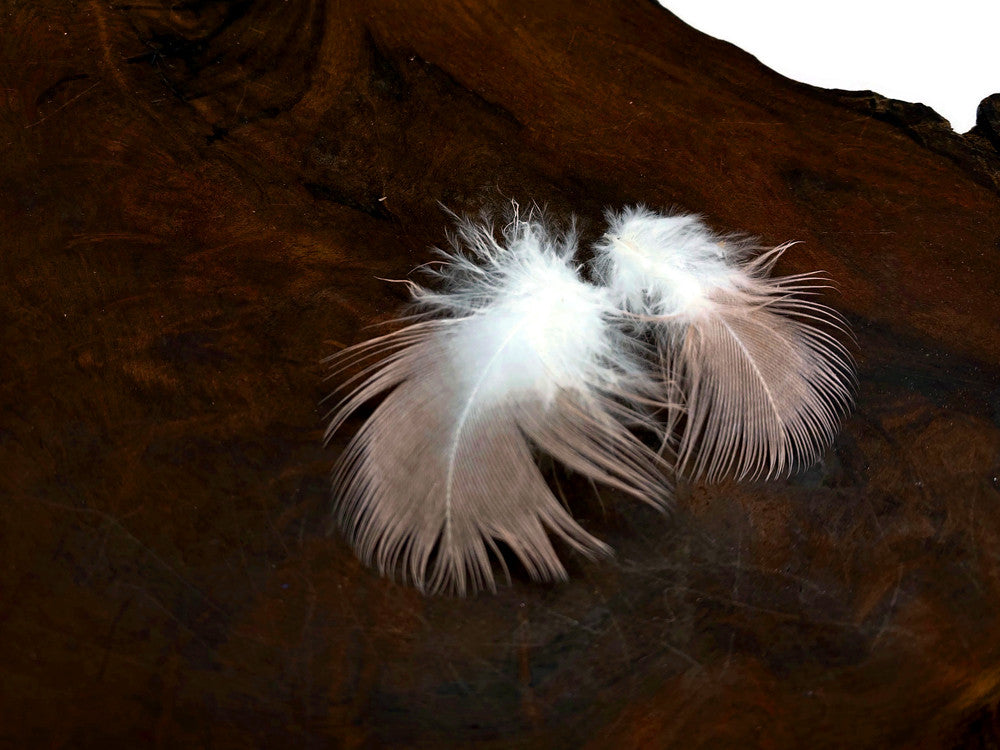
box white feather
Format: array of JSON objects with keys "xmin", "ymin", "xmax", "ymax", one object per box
[
  {"xmin": 326, "ymin": 212, "xmax": 672, "ymax": 595},
  {"xmin": 592, "ymin": 206, "xmax": 855, "ymax": 482}
]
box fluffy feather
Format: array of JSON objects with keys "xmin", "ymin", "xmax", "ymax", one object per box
[
  {"xmin": 592, "ymin": 206, "xmax": 855, "ymax": 481},
  {"xmin": 326, "ymin": 213, "xmax": 672, "ymax": 595}
]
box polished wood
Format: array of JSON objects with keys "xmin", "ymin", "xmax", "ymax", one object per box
[{"xmin": 3, "ymin": 1, "xmax": 999, "ymax": 746}]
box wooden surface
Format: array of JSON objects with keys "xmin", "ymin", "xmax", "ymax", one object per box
[{"xmin": 3, "ymin": 1, "xmax": 1000, "ymax": 746}]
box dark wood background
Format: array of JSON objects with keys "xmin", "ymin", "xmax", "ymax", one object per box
[{"xmin": 3, "ymin": 1, "xmax": 1000, "ymax": 746}]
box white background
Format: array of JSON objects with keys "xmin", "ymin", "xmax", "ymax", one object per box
[{"xmin": 660, "ymin": 1, "xmax": 999, "ymax": 133}]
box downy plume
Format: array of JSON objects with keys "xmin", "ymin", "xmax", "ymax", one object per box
[
  {"xmin": 592, "ymin": 206, "xmax": 855, "ymax": 482},
  {"xmin": 325, "ymin": 212, "xmax": 672, "ymax": 595}
]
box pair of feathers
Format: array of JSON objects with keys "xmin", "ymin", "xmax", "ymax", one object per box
[{"xmin": 325, "ymin": 207, "xmax": 854, "ymax": 595}]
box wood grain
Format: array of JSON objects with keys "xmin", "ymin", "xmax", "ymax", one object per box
[{"xmin": 2, "ymin": 1, "xmax": 999, "ymax": 746}]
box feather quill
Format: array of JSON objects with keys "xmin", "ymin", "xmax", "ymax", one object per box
[
  {"xmin": 326, "ymin": 213, "xmax": 672, "ymax": 595},
  {"xmin": 592, "ymin": 206, "xmax": 855, "ymax": 482}
]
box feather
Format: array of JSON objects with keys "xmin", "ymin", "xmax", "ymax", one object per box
[
  {"xmin": 592, "ymin": 206, "xmax": 855, "ymax": 482},
  {"xmin": 325, "ymin": 212, "xmax": 672, "ymax": 595}
]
